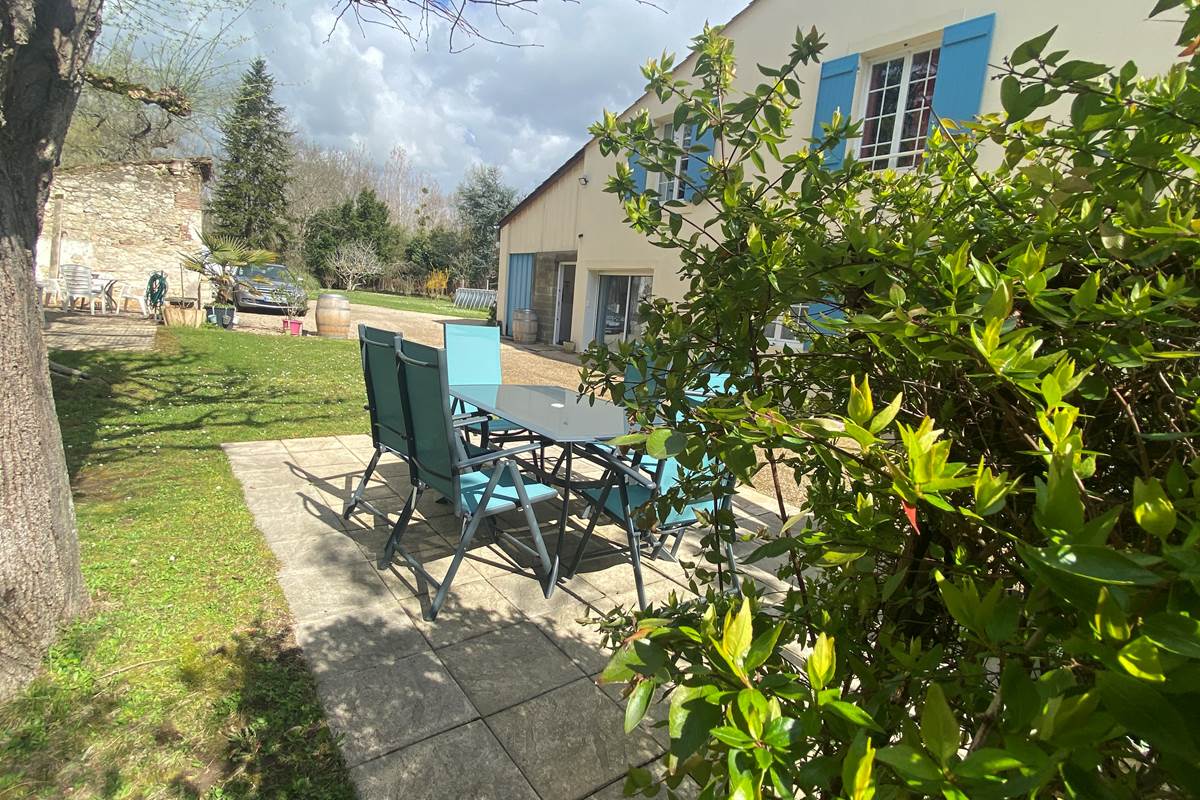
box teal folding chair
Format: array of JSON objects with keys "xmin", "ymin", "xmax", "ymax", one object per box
[
  {"xmin": 443, "ymin": 323, "xmax": 535, "ymax": 447},
  {"xmin": 381, "ymin": 335, "xmax": 562, "ymax": 620},
  {"xmin": 344, "ymin": 324, "xmax": 411, "ymax": 520},
  {"xmin": 568, "ymin": 447, "xmax": 739, "ymax": 610}
]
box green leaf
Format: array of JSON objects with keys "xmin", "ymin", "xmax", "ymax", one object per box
[
  {"xmin": 954, "ymin": 748, "xmax": 1024, "ymax": 779},
  {"xmin": 920, "ymin": 684, "xmax": 960, "ymax": 766},
  {"xmin": 842, "ymin": 734, "xmax": 876, "ymax": 800},
  {"xmin": 1092, "ymin": 586, "xmax": 1130, "ymax": 642},
  {"xmin": 762, "ymin": 717, "xmax": 801, "ymax": 749},
  {"xmin": 624, "ymin": 679, "xmax": 654, "ymax": 733},
  {"xmin": 645, "ymin": 428, "xmax": 686, "ymax": 459},
  {"xmin": 1142, "ymin": 612, "xmax": 1200, "ymax": 659},
  {"xmin": 807, "ymin": 632, "xmax": 835, "ymax": 690},
  {"xmin": 668, "ymin": 683, "xmax": 721, "ymax": 760},
  {"xmin": 746, "ymin": 623, "xmax": 785, "ymax": 671},
  {"xmin": 1118, "ymin": 636, "xmax": 1166, "ymax": 682},
  {"xmin": 1133, "ymin": 477, "xmax": 1177, "ymax": 538},
  {"xmin": 849, "ymin": 375, "xmax": 873, "ymax": 425},
  {"xmin": 607, "ymin": 432, "xmax": 649, "ymax": 447},
  {"xmin": 1019, "ymin": 544, "xmax": 1160, "ymax": 586},
  {"xmin": 875, "ymin": 744, "xmax": 942, "ymax": 781},
  {"xmin": 723, "ymin": 596, "xmax": 754, "ymax": 664},
  {"xmin": 711, "ymin": 725, "xmax": 755, "ymax": 749},
  {"xmin": 869, "ymin": 392, "xmax": 903, "ymax": 434},
  {"xmin": 824, "ymin": 700, "xmax": 882, "ymax": 732},
  {"xmin": 1012, "ymin": 27, "xmax": 1058, "ymax": 65},
  {"xmin": 1095, "ymin": 671, "xmax": 1197, "ymax": 757}
]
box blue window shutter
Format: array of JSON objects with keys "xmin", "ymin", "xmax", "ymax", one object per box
[
  {"xmin": 931, "ymin": 14, "xmax": 996, "ymax": 130},
  {"xmin": 504, "ymin": 253, "xmax": 533, "ymax": 332},
  {"xmin": 628, "ymin": 153, "xmax": 648, "ymax": 194},
  {"xmin": 811, "ymin": 54, "xmax": 859, "ymax": 169},
  {"xmin": 684, "ymin": 124, "xmax": 714, "ymax": 200}
]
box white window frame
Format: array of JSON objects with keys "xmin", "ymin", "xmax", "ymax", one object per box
[
  {"xmin": 766, "ymin": 304, "xmax": 808, "ymax": 349},
  {"xmin": 657, "ymin": 123, "xmax": 692, "ymax": 201},
  {"xmin": 852, "ymin": 36, "xmax": 942, "ymax": 171}
]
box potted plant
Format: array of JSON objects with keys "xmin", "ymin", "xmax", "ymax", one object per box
[
  {"xmin": 181, "ymin": 233, "xmax": 275, "ymax": 330},
  {"xmin": 274, "ymin": 282, "xmax": 309, "ymax": 335}
]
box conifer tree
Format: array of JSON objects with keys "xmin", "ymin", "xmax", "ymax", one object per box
[{"xmin": 209, "ymin": 58, "xmax": 292, "ymax": 249}]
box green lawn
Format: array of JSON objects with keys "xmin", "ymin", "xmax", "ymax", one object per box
[
  {"xmin": 334, "ymin": 289, "xmax": 490, "ymax": 319},
  {"xmin": 0, "ymin": 327, "xmax": 367, "ymax": 799}
]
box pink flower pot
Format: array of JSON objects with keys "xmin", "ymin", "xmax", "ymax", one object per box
[{"xmin": 283, "ymin": 319, "xmax": 303, "ymax": 336}]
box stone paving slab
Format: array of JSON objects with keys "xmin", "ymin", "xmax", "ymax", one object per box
[
  {"xmin": 227, "ymin": 435, "xmax": 798, "ymax": 799},
  {"xmin": 317, "ymin": 650, "xmax": 477, "ymax": 766},
  {"xmin": 486, "ymin": 678, "xmax": 661, "ymax": 800},
  {"xmin": 351, "ymin": 720, "xmax": 539, "ymax": 800},
  {"xmin": 42, "ymin": 309, "xmax": 157, "ymax": 351}
]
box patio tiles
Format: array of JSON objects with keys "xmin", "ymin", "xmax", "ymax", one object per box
[
  {"xmin": 229, "ymin": 435, "xmax": 802, "ymax": 800},
  {"xmin": 488, "ymin": 571, "xmax": 603, "ymax": 619},
  {"xmin": 276, "ymin": 560, "xmax": 393, "ymax": 622},
  {"xmin": 351, "ymin": 721, "xmax": 539, "ymax": 800},
  {"xmin": 397, "ymin": 579, "xmax": 526, "ymax": 649},
  {"xmin": 438, "ymin": 622, "xmax": 584, "ymax": 715},
  {"xmin": 486, "ymin": 678, "xmax": 661, "ymax": 800},
  {"xmin": 295, "ymin": 600, "xmax": 428, "ymax": 677},
  {"xmin": 316, "ymin": 650, "xmax": 477, "ymax": 767},
  {"xmin": 271, "ymin": 529, "xmax": 368, "ymax": 573}
]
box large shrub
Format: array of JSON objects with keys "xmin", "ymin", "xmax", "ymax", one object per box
[
  {"xmin": 583, "ymin": 5, "xmax": 1200, "ymax": 798},
  {"xmin": 301, "ymin": 188, "xmax": 404, "ymax": 287}
]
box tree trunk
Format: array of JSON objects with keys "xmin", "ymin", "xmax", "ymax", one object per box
[{"xmin": 0, "ymin": 0, "xmax": 102, "ymax": 699}]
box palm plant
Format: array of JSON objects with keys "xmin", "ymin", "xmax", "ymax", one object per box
[{"xmin": 181, "ymin": 232, "xmax": 276, "ymax": 311}]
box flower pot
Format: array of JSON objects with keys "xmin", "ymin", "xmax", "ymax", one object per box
[
  {"xmin": 207, "ymin": 306, "xmax": 235, "ymax": 329},
  {"xmin": 163, "ymin": 305, "xmax": 202, "ymax": 327},
  {"xmin": 283, "ymin": 318, "xmax": 303, "ymax": 336}
]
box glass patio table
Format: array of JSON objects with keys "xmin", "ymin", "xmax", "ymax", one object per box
[{"xmin": 449, "ymin": 384, "xmax": 628, "ymax": 579}]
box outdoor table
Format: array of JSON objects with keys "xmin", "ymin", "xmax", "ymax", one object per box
[
  {"xmin": 92, "ymin": 275, "xmax": 117, "ymax": 311},
  {"xmin": 449, "ymin": 383, "xmax": 628, "ymax": 579}
]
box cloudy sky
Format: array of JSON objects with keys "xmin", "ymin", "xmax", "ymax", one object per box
[{"xmin": 231, "ymin": 0, "xmax": 744, "ymax": 192}]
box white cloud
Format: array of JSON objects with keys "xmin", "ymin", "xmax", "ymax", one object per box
[{"xmin": 234, "ymin": 0, "xmax": 742, "ymax": 193}]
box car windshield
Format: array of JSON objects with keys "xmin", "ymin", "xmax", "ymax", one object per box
[{"xmin": 238, "ymin": 265, "xmax": 290, "ymax": 283}]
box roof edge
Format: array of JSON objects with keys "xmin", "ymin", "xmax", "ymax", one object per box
[{"xmin": 498, "ymin": 145, "xmax": 586, "ymax": 229}]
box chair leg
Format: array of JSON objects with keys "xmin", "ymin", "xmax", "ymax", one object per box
[
  {"xmin": 379, "ymin": 483, "xmax": 422, "ymax": 569},
  {"xmin": 724, "ymin": 540, "xmax": 741, "ymax": 594},
  {"xmin": 566, "ymin": 477, "xmax": 614, "ymax": 577},
  {"xmin": 507, "ymin": 461, "xmax": 557, "ymax": 597},
  {"xmin": 343, "ymin": 447, "xmax": 382, "ymax": 519},
  {"xmin": 617, "ymin": 481, "xmax": 648, "ymax": 611},
  {"xmin": 426, "ymin": 468, "xmax": 504, "ymax": 620}
]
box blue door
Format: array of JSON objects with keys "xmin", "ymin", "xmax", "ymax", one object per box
[{"xmin": 505, "ymin": 253, "xmax": 534, "ymax": 333}]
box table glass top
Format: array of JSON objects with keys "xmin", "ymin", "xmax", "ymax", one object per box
[{"xmin": 450, "ymin": 384, "xmax": 627, "ymax": 443}]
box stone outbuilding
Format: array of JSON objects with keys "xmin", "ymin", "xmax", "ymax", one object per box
[{"xmin": 36, "ymin": 157, "xmax": 212, "ymax": 301}]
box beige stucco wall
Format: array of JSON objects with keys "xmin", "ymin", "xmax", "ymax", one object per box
[
  {"xmin": 35, "ymin": 159, "xmax": 210, "ymax": 302},
  {"xmin": 501, "ymin": 0, "xmax": 1181, "ymax": 348}
]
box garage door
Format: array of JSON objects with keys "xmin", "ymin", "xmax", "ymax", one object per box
[{"xmin": 505, "ymin": 253, "xmax": 534, "ymax": 333}]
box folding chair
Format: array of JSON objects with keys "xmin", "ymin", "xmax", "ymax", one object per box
[
  {"xmin": 343, "ymin": 324, "xmax": 414, "ymax": 520},
  {"xmin": 381, "ymin": 335, "xmax": 562, "ymax": 620},
  {"xmin": 443, "ymin": 323, "xmax": 536, "ymax": 447},
  {"xmin": 568, "ymin": 444, "xmax": 739, "ymax": 610}
]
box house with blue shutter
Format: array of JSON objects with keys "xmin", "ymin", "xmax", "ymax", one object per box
[{"xmin": 495, "ymin": 0, "xmax": 1175, "ymax": 350}]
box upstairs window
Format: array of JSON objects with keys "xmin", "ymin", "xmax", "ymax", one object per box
[
  {"xmin": 657, "ymin": 123, "xmax": 693, "ymax": 201},
  {"xmin": 858, "ymin": 47, "xmax": 940, "ymax": 170}
]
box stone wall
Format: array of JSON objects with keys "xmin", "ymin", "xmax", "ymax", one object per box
[
  {"xmin": 530, "ymin": 251, "xmax": 576, "ymax": 344},
  {"xmin": 35, "ymin": 158, "xmax": 212, "ymax": 303}
]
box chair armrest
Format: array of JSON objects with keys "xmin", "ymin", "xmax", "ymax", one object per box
[
  {"xmin": 455, "ymin": 441, "xmax": 542, "ymax": 471},
  {"xmin": 452, "ymin": 414, "xmax": 491, "ymax": 429},
  {"xmin": 581, "ymin": 444, "xmax": 658, "ymax": 489}
]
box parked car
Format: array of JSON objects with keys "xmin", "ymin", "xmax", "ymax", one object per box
[{"xmin": 232, "ymin": 264, "xmax": 303, "ymax": 312}]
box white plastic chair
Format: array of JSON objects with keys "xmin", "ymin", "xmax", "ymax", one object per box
[
  {"xmin": 62, "ymin": 264, "xmax": 100, "ymax": 314},
  {"xmin": 111, "ymin": 281, "xmax": 148, "ymax": 316},
  {"xmin": 40, "ymin": 276, "xmax": 63, "ymax": 308}
]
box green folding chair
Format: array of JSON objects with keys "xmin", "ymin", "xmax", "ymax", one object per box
[
  {"xmin": 381, "ymin": 334, "xmax": 562, "ymax": 620},
  {"xmin": 343, "ymin": 324, "xmax": 410, "ymax": 520}
]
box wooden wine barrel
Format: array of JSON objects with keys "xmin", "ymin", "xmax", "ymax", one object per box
[
  {"xmin": 315, "ymin": 293, "xmax": 351, "ymax": 338},
  {"xmin": 511, "ymin": 308, "xmax": 538, "ymax": 344}
]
